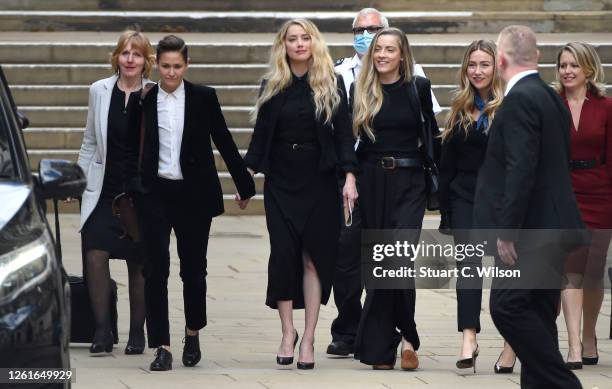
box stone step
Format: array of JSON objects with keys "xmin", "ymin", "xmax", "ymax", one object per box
[
  {"xmin": 3, "ymin": 39, "xmax": 611, "ymax": 64},
  {"xmin": 0, "ymin": 10, "xmax": 609, "ymax": 33},
  {"xmin": 6, "ymin": 63, "xmax": 602, "ymax": 87},
  {"xmin": 13, "ymin": 84, "xmax": 461, "ymax": 107},
  {"xmin": 17, "ymin": 105, "xmax": 254, "ymax": 128},
  {"xmin": 20, "ymin": 105, "xmax": 457, "ymax": 129},
  {"xmin": 48, "ymin": 195, "xmax": 265, "ymax": 215},
  {"xmin": 27, "ymin": 149, "xmax": 251, "ymax": 174},
  {"xmin": 6, "ymin": 0, "xmax": 610, "ymax": 12},
  {"xmin": 22, "ymin": 127, "xmax": 255, "ymax": 149},
  {"xmin": 12, "ymin": 85, "xmax": 260, "ymax": 106}
]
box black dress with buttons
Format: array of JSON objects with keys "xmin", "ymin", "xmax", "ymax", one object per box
[
  {"xmin": 82, "ymin": 83, "xmax": 140, "ymax": 261},
  {"xmin": 264, "ymin": 74, "xmax": 341, "ymax": 309}
]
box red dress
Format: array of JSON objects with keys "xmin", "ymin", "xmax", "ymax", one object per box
[{"xmin": 564, "ymin": 91, "xmax": 612, "ymax": 279}]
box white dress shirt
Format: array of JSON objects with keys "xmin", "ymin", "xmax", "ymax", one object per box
[
  {"xmin": 504, "ymin": 69, "xmax": 539, "ymax": 96},
  {"xmin": 157, "ymin": 81, "xmax": 185, "ymax": 180}
]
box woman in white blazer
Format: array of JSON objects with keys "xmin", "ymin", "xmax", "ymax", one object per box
[{"xmin": 76, "ymin": 30, "xmax": 154, "ymax": 355}]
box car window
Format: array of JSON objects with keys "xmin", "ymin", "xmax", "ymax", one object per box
[{"xmin": 0, "ymin": 102, "xmax": 15, "ymax": 179}]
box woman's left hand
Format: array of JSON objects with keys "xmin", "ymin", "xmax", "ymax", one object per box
[
  {"xmin": 235, "ymin": 193, "xmax": 250, "ymax": 210},
  {"xmin": 342, "ymin": 172, "xmax": 358, "ymax": 210}
]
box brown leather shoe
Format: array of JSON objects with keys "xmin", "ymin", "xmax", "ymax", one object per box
[{"xmin": 401, "ymin": 349, "xmax": 419, "ymax": 370}]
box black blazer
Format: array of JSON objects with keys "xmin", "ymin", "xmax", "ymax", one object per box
[
  {"xmin": 438, "ymin": 122, "xmax": 488, "ymax": 213},
  {"xmin": 473, "ymin": 74, "xmax": 585, "ymax": 246},
  {"xmin": 140, "ymin": 80, "xmax": 255, "ymax": 218},
  {"xmin": 243, "ymin": 75, "xmax": 358, "ymax": 175}
]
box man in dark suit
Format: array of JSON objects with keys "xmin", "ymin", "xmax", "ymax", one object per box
[
  {"xmin": 136, "ymin": 35, "xmax": 255, "ymax": 371},
  {"xmin": 473, "ymin": 26, "xmax": 584, "ymax": 388}
]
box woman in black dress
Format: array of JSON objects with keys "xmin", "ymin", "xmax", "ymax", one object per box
[
  {"xmin": 352, "ymin": 27, "xmax": 437, "ymax": 371},
  {"xmin": 244, "ymin": 19, "xmax": 358, "ymax": 369},
  {"xmin": 439, "ymin": 40, "xmax": 515, "ymax": 373},
  {"xmin": 76, "ymin": 30, "xmax": 154, "ymax": 355}
]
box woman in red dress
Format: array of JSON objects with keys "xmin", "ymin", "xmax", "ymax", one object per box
[{"xmin": 556, "ymin": 41, "xmax": 612, "ymax": 369}]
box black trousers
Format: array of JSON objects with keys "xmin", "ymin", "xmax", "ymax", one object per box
[
  {"xmin": 450, "ymin": 196, "xmax": 482, "ymax": 332},
  {"xmin": 330, "ymin": 176, "xmax": 362, "ymax": 344},
  {"xmin": 490, "ymin": 248, "xmax": 582, "ymax": 389},
  {"xmin": 354, "ymin": 164, "xmax": 425, "ymax": 365},
  {"xmin": 137, "ymin": 178, "xmax": 213, "ymax": 348}
]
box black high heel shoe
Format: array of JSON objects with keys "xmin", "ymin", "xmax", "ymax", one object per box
[
  {"xmin": 90, "ymin": 331, "xmax": 114, "ymax": 355},
  {"xmin": 582, "ymin": 338, "xmax": 599, "ymax": 365},
  {"xmin": 456, "ymin": 344, "xmax": 479, "ymax": 373},
  {"xmin": 297, "ymin": 340, "xmax": 315, "ymax": 370},
  {"xmin": 276, "ymin": 330, "xmax": 298, "ymax": 365},
  {"xmin": 494, "ymin": 351, "xmax": 516, "ymax": 374},
  {"xmin": 566, "ymin": 344, "xmax": 583, "ymax": 370},
  {"xmin": 125, "ymin": 330, "xmax": 145, "ymax": 355}
]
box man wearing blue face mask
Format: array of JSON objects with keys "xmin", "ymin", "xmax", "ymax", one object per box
[{"xmin": 327, "ymin": 7, "xmax": 441, "ymax": 357}]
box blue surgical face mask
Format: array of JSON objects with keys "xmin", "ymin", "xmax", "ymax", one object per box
[{"xmin": 354, "ymin": 30, "xmax": 375, "ymax": 55}]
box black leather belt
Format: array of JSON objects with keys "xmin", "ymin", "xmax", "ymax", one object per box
[
  {"xmin": 380, "ymin": 157, "xmax": 422, "ymax": 169},
  {"xmin": 277, "ymin": 140, "xmax": 318, "ymax": 151},
  {"xmin": 570, "ymin": 159, "xmax": 600, "ymax": 170}
]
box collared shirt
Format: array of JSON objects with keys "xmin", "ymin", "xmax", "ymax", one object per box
[
  {"xmin": 334, "ymin": 54, "xmax": 442, "ymax": 114},
  {"xmin": 504, "ymin": 69, "xmax": 539, "ymax": 96},
  {"xmin": 157, "ymin": 81, "xmax": 185, "ymax": 180}
]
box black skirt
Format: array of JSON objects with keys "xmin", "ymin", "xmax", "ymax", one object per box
[
  {"xmin": 354, "ymin": 160, "xmax": 426, "ymax": 365},
  {"xmin": 264, "ymin": 142, "xmax": 340, "ymax": 309},
  {"xmin": 81, "ymin": 198, "xmax": 140, "ymax": 262}
]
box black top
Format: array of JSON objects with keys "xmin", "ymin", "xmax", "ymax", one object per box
[
  {"xmin": 275, "ymin": 74, "xmax": 317, "ymax": 144},
  {"xmin": 438, "ymin": 121, "xmax": 488, "ymax": 211},
  {"xmin": 362, "ymin": 79, "xmax": 420, "ymax": 158},
  {"xmin": 101, "ymin": 83, "xmax": 139, "ymax": 200},
  {"xmin": 244, "ymin": 75, "xmax": 358, "ymax": 175}
]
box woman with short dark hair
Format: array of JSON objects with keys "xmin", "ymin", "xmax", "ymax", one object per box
[{"xmin": 135, "ymin": 35, "xmax": 255, "ymax": 371}]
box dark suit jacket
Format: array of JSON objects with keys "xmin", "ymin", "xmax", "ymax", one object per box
[
  {"xmin": 473, "ymin": 73, "xmax": 585, "ymax": 249},
  {"xmin": 243, "ymin": 75, "xmax": 358, "ymax": 175},
  {"xmin": 140, "ymin": 80, "xmax": 255, "ymax": 218}
]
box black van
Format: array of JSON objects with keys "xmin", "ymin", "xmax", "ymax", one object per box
[{"xmin": 0, "ymin": 66, "xmax": 85, "ymax": 388}]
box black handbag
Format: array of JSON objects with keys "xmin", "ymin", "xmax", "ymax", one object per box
[
  {"xmin": 111, "ymin": 82, "xmax": 155, "ymax": 241},
  {"xmin": 411, "ymin": 79, "xmax": 440, "ymax": 211}
]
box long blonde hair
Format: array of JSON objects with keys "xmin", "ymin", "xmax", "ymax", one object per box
[
  {"xmin": 441, "ymin": 40, "xmax": 503, "ymax": 142},
  {"xmin": 251, "ymin": 19, "xmax": 340, "ymax": 124},
  {"xmin": 554, "ymin": 42, "xmax": 606, "ymax": 98},
  {"xmin": 352, "ymin": 28, "xmax": 414, "ymax": 141}
]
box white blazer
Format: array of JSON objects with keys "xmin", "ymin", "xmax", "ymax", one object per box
[{"xmin": 77, "ymin": 74, "xmax": 151, "ymax": 231}]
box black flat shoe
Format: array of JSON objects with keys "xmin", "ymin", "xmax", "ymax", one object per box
[
  {"xmin": 182, "ymin": 330, "xmax": 201, "ymax": 367},
  {"xmin": 150, "ymin": 347, "xmax": 173, "ymax": 371},
  {"xmin": 326, "ymin": 340, "xmax": 353, "ymax": 356},
  {"xmin": 276, "ymin": 330, "xmax": 298, "ymax": 365},
  {"xmin": 90, "ymin": 331, "xmax": 114, "ymax": 355},
  {"xmin": 456, "ymin": 344, "xmax": 479, "ymax": 373},
  {"xmin": 494, "ymin": 351, "xmax": 515, "ymax": 374}
]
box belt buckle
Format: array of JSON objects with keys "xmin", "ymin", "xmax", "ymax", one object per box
[{"xmin": 381, "ymin": 157, "xmax": 395, "ymax": 169}]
